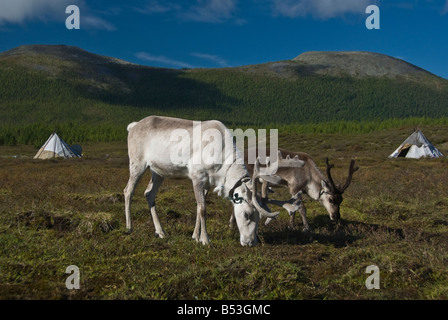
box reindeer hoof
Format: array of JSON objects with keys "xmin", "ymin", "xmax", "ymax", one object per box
[
  {"xmin": 192, "ymin": 233, "xmax": 200, "ymax": 242},
  {"xmin": 155, "ymin": 231, "xmax": 166, "ymax": 238},
  {"xmin": 200, "ymin": 238, "xmax": 211, "ymax": 246},
  {"xmin": 124, "ymin": 228, "xmax": 133, "ymax": 235}
]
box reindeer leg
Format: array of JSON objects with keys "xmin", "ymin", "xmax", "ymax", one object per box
[
  {"xmin": 298, "ymin": 201, "xmax": 310, "ymax": 233},
  {"xmin": 287, "ymin": 192, "xmax": 302, "ymax": 229},
  {"xmin": 124, "ymin": 161, "xmax": 147, "ymax": 233},
  {"xmin": 192, "ymin": 187, "xmax": 209, "ymax": 239},
  {"xmin": 265, "ymin": 193, "xmax": 303, "ymax": 229},
  {"xmin": 192, "ymin": 179, "xmax": 210, "ymax": 245},
  {"xmin": 193, "ymin": 214, "xmax": 201, "ymax": 241},
  {"xmin": 194, "ymin": 188, "xmax": 206, "ymax": 232},
  {"xmin": 288, "ymin": 211, "xmax": 296, "ymax": 229},
  {"xmin": 261, "ymin": 180, "xmax": 269, "ymax": 204},
  {"xmin": 193, "ymin": 187, "xmax": 211, "ymax": 239},
  {"xmin": 145, "ymin": 170, "xmax": 165, "ymax": 238}
]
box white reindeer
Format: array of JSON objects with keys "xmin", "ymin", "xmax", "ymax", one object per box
[{"xmin": 124, "ymin": 116, "xmax": 300, "ymax": 246}]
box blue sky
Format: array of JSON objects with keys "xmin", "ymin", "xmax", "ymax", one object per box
[{"xmin": 0, "ymin": 0, "xmax": 447, "ymax": 78}]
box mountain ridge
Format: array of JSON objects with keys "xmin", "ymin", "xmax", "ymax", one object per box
[
  {"xmin": 1, "ymin": 44, "xmax": 448, "ymax": 145},
  {"xmin": 1, "ymin": 44, "xmax": 444, "ymax": 81},
  {"xmin": 293, "ymin": 51, "xmax": 434, "ymax": 79},
  {"xmin": 0, "ymin": 44, "xmax": 136, "ymax": 66}
]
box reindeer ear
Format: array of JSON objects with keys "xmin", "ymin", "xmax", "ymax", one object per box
[
  {"xmin": 242, "ymin": 181, "xmax": 253, "ymax": 197},
  {"xmin": 321, "ymin": 180, "xmax": 330, "ymax": 191}
]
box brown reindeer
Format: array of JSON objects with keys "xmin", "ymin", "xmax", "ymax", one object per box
[{"xmin": 230, "ymin": 148, "xmax": 359, "ymax": 231}]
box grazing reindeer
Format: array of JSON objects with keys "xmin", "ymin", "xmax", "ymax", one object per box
[
  {"xmin": 124, "ymin": 115, "xmax": 289, "ymax": 247},
  {"xmin": 231, "ymin": 148, "xmax": 359, "ymax": 231}
]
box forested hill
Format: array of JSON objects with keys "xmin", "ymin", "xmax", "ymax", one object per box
[{"xmin": 1, "ymin": 44, "xmax": 448, "ymax": 145}]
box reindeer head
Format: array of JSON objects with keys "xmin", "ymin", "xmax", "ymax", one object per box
[
  {"xmin": 231, "ymin": 175, "xmax": 280, "ymax": 247},
  {"xmin": 232, "ymin": 151, "xmax": 305, "ymax": 246},
  {"xmin": 229, "ymin": 171, "xmax": 280, "ymax": 247},
  {"xmin": 319, "ymin": 158, "xmax": 359, "ymax": 221}
]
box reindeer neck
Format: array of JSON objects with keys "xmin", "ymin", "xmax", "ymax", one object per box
[
  {"xmin": 213, "ymin": 129, "xmax": 249, "ymax": 197},
  {"xmin": 305, "ymin": 180, "xmax": 322, "ymax": 201},
  {"xmin": 305, "ymin": 161, "xmax": 326, "ymax": 201}
]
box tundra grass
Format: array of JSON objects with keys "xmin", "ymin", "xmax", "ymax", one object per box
[{"xmin": 1, "ymin": 127, "xmax": 448, "ymax": 299}]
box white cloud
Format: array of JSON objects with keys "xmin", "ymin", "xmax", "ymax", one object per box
[
  {"xmin": 135, "ymin": 52, "xmax": 195, "ymax": 69},
  {"xmin": 442, "ymin": 0, "xmax": 448, "ymax": 14},
  {"xmin": 0, "ymin": 0, "xmax": 70, "ymax": 24},
  {"xmin": 271, "ymin": 0, "xmax": 374, "ymax": 19},
  {"xmin": 191, "ymin": 52, "xmax": 230, "ymax": 67},
  {"xmin": 135, "ymin": 51, "xmax": 230, "ymax": 69},
  {"xmin": 0, "ymin": 0, "xmax": 116, "ymax": 30},
  {"xmin": 83, "ymin": 16, "xmax": 116, "ymax": 31}
]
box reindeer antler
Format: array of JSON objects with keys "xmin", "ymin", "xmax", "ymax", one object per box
[
  {"xmin": 325, "ymin": 158, "xmax": 337, "ymax": 193},
  {"xmin": 325, "ymin": 158, "xmax": 359, "ymax": 194},
  {"xmin": 340, "ymin": 159, "xmax": 359, "ymax": 192},
  {"xmin": 252, "ymin": 158, "xmax": 280, "ymax": 219},
  {"xmin": 277, "ymin": 150, "xmax": 305, "ymax": 168},
  {"xmin": 258, "ymin": 150, "xmax": 305, "ymax": 176}
]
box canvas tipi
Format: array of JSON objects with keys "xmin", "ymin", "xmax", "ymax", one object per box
[
  {"xmin": 389, "ymin": 129, "xmax": 443, "ymax": 159},
  {"xmin": 34, "ymin": 132, "xmax": 82, "ymax": 159}
]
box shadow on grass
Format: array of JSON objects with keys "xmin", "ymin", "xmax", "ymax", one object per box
[{"xmin": 260, "ymin": 214, "xmax": 405, "ymax": 248}]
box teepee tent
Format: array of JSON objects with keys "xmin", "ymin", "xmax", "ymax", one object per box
[
  {"xmin": 389, "ymin": 130, "xmax": 443, "ymax": 159},
  {"xmin": 34, "ymin": 132, "xmax": 82, "ymax": 159}
]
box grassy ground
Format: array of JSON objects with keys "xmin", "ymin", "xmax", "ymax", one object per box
[{"xmin": 1, "ymin": 125, "xmax": 448, "ymax": 299}]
